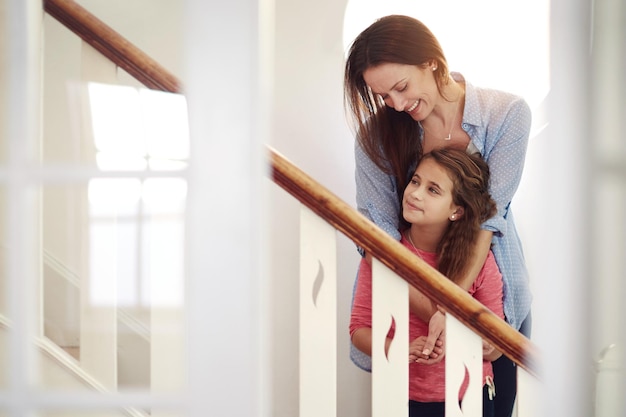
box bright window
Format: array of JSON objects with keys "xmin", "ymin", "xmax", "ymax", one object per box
[{"xmin": 86, "ymin": 83, "xmax": 189, "ymax": 307}]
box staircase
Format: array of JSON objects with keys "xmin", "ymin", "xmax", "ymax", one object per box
[
  {"xmin": 4, "ymin": 1, "xmax": 539, "ymax": 415},
  {"xmin": 5, "ymin": 0, "xmax": 623, "ymax": 416}
]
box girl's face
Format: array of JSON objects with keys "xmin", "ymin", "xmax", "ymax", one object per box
[
  {"xmin": 363, "ymin": 62, "xmax": 440, "ymax": 121},
  {"xmin": 402, "ymin": 158, "xmax": 462, "ymax": 227}
]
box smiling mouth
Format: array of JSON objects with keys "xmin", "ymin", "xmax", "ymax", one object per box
[
  {"xmin": 406, "ymin": 100, "xmax": 419, "ymax": 112},
  {"xmin": 405, "ymin": 201, "xmax": 422, "ymax": 212}
]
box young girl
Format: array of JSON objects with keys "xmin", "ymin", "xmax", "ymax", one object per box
[{"xmin": 349, "ymin": 148, "xmax": 504, "ymax": 417}]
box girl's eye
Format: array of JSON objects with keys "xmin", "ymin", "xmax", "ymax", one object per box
[
  {"xmin": 429, "ymin": 187, "xmax": 440, "ymax": 194},
  {"xmin": 410, "ymin": 179, "xmax": 419, "ymax": 185},
  {"xmin": 398, "ymin": 84, "xmax": 408, "ymax": 92}
]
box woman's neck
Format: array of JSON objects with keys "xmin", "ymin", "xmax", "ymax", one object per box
[
  {"xmin": 429, "ymin": 81, "xmax": 464, "ymax": 125},
  {"xmin": 419, "ymin": 80, "xmax": 467, "ymax": 152}
]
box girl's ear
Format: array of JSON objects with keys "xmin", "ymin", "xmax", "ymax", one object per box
[{"xmin": 450, "ymin": 207, "xmax": 464, "ymax": 221}]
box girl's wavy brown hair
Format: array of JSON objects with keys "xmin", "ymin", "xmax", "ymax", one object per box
[{"xmin": 402, "ymin": 148, "xmax": 497, "ymax": 284}]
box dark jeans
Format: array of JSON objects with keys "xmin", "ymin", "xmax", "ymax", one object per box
[
  {"xmin": 408, "ymin": 384, "xmax": 495, "ymax": 417},
  {"xmin": 492, "ymin": 313, "xmax": 532, "ymax": 417}
]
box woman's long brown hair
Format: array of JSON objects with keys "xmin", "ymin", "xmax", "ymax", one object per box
[{"xmin": 344, "ymin": 15, "xmax": 452, "ymax": 196}]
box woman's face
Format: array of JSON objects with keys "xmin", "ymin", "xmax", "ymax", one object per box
[
  {"xmin": 402, "ymin": 158, "xmax": 461, "ymax": 227},
  {"xmin": 363, "ymin": 62, "xmax": 440, "ymax": 121}
]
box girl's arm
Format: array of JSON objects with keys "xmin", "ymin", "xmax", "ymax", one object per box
[
  {"xmin": 351, "ymin": 328, "xmax": 392, "ymax": 357},
  {"xmin": 408, "ymin": 286, "xmax": 437, "ymax": 320},
  {"xmin": 418, "ymin": 230, "xmax": 493, "ymax": 356},
  {"xmin": 349, "ymin": 259, "xmax": 375, "ymax": 354}
]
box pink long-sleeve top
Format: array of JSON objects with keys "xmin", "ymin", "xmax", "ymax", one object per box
[{"xmin": 349, "ymin": 234, "xmax": 505, "ymax": 402}]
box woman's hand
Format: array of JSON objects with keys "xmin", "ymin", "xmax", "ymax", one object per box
[{"xmin": 482, "ymin": 340, "xmax": 502, "ymax": 361}]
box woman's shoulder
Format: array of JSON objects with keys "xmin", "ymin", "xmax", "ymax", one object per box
[
  {"xmin": 468, "ymin": 83, "xmax": 528, "ymax": 111},
  {"xmin": 462, "ymin": 80, "xmax": 531, "ymax": 138},
  {"xmin": 463, "ymin": 77, "xmax": 531, "ymax": 118}
]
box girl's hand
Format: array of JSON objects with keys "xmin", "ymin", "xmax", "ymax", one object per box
[
  {"xmin": 409, "ymin": 336, "xmax": 444, "ymax": 365},
  {"xmin": 420, "ymin": 310, "xmax": 446, "ymax": 357}
]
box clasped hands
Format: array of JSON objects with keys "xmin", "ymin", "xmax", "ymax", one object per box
[
  {"xmin": 408, "ymin": 310, "xmax": 499, "ymax": 364},
  {"xmin": 409, "ymin": 310, "xmax": 446, "ymax": 364}
]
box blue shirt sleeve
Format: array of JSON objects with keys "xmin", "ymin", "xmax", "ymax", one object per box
[{"xmin": 465, "ymin": 85, "xmax": 532, "ymax": 237}]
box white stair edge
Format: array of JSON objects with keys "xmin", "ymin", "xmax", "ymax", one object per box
[
  {"xmin": 0, "ymin": 314, "xmax": 147, "ymax": 417},
  {"xmin": 43, "ymin": 249, "xmax": 150, "ymax": 342}
]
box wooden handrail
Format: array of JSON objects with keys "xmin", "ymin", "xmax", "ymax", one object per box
[
  {"xmin": 44, "ymin": 0, "xmax": 540, "ymax": 378},
  {"xmin": 270, "ymin": 148, "xmax": 539, "ymax": 377},
  {"xmin": 44, "ymin": 0, "xmax": 182, "ymax": 93}
]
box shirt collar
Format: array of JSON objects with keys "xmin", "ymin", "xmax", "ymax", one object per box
[{"xmin": 451, "ymin": 72, "xmax": 482, "ymax": 128}]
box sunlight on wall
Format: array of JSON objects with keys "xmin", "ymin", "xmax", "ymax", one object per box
[{"xmin": 86, "ymin": 83, "xmax": 188, "ymax": 307}]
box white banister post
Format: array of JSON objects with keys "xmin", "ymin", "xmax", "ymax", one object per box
[
  {"xmin": 299, "ymin": 206, "xmax": 337, "ymax": 417},
  {"xmin": 184, "ymin": 0, "xmax": 268, "ymax": 415},
  {"xmin": 516, "ymin": 367, "xmax": 540, "ymax": 417},
  {"xmin": 78, "ymin": 43, "xmax": 119, "ymax": 390},
  {"xmin": 371, "ymin": 260, "xmax": 408, "ymax": 417},
  {"xmin": 4, "ymin": 1, "xmax": 43, "ymax": 416},
  {"xmin": 446, "ymin": 315, "xmax": 482, "ymax": 417}
]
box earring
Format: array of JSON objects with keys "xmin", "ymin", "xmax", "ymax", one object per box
[
  {"xmin": 432, "ymin": 66, "xmax": 437, "ymax": 71},
  {"xmin": 450, "ymin": 214, "xmax": 456, "ymax": 220}
]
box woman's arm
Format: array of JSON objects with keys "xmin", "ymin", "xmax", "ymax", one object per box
[
  {"xmin": 456, "ymin": 229, "xmax": 493, "ymax": 291},
  {"xmin": 471, "ymin": 251, "xmax": 505, "ymax": 361},
  {"xmin": 355, "ymin": 141, "xmax": 402, "ymax": 240},
  {"xmin": 479, "ymin": 96, "xmax": 531, "ymax": 237},
  {"xmin": 482, "ymin": 341, "xmax": 503, "ymax": 362}
]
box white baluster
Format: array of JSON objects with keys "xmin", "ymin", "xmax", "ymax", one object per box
[
  {"xmin": 515, "ymin": 366, "xmax": 540, "ymax": 417},
  {"xmin": 372, "ymin": 260, "xmax": 408, "ymax": 417},
  {"xmin": 79, "ymin": 44, "xmax": 119, "ymax": 390},
  {"xmin": 300, "ymin": 207, "xmax": 337, "ymax": 417},
  {"xmin": 446, "ymin": 315, "xmax": 482, "ymax": 417},
  {"xmin": 594, "ymin": 343, "xmax": 623, "ymax": 417}
]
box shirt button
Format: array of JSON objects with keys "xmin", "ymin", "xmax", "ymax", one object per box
[{"xmin": 462, "ymin": 123, "xmax": 469, "ymax": 129}]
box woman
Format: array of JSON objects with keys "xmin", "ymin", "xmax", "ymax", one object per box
[
  {"xmin": 350, "ymin": 148, "xmax": 503, "ymax": 417},
  {"xmin": 344, "ymin": 15, "xmax": 532, "ymax": 417}
]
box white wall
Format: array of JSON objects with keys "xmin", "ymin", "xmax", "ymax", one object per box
[{"xmin": 0, "ymin": 0, "xmax": 8, "ymax": 319}]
